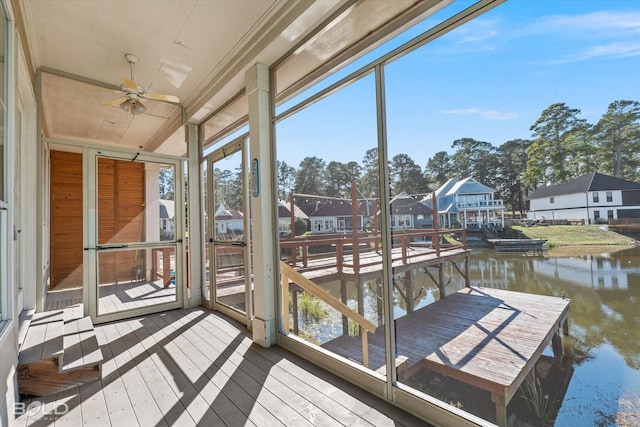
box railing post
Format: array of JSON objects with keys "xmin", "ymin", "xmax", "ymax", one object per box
[
  {"xmin": 337, "ymin": 241, "xmax": 343, "ymax": 273},
  {"xmin": 362, "ymin": 333, "xmax": 369, "ymax": 368},
  {"xmin": 302, "ymin": 244, "xmax": 308, "ymax": 267},
  {"xmin": 152, "ymin": 248, "xmax": 158, "ymax": 280},
  {"xmin": 291, "ymin": 242, "xmax": 297, "ymax": 266},
  {"xmin": 281, "ymin": 271, "xmax": 290, "ymax": 333},
  {"xmin": 162, "ymin": 247, "xmax": 171, "ymax": 288},
  {"xmin": 402, "ymin": 236, "xmax": 408, "ymax": 263}
]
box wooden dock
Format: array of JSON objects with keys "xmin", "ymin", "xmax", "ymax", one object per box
[
  {"xmin": 322, "ymin": 286, "xmax": 570, "ymax": 426},
  {"xmin": 487, "ymin": 238, "xmax": 547, "ymax": 255},
  {"xmin": 294, "ymin": 245, "xmax": 470, "ymax": 284}
]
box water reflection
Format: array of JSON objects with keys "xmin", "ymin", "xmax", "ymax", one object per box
[
  {"xmin": 463, "ymin": 247, "xmax": 640, "ymax": 425},
  {"xmin": 293, "ymin": 245, "xmax": 640, "ymax": 425}
]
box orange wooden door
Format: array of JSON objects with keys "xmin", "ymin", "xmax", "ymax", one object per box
[
  {"xmin": 97, "ymin": 158, "xmax": 145, "ymax": 284},
  {"xmin": 50, "ymin": 151, "xmax": 83, "ymax": 289}
]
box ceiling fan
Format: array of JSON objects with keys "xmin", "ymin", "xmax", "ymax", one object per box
[{"xmin": 107, "ymin": 53, "xmax": 180, "ymax": 115}]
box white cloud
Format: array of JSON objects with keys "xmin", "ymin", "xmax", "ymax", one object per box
[
  {"xmin": 453, "ymin": 18, "xmax": 500, "ymax": 44},
  {"xmin": 547, "ymin": 42, "xmax": 640, "ymax": 64},
  {"xmin": 440, "ymin": 108, "xmax": 518, "ymax": 120},
  {"xmin": 528, "ymin": 11, "xmax": 640, "ymax": 35}
]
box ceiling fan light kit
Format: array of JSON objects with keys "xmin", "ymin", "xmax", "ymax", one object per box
[{"xmin": 107, "ymin": 53, "xmax": 179, "ymax": 115}]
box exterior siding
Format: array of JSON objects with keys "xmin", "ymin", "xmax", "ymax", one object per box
[{"xmin": 527, "ymin": 189, "xmax": 640, "ymax": 223}]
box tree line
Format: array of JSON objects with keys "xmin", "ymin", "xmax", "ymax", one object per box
[{"xmin": 277, "ymin": 100, "xmax": 640, "ymax": 214}]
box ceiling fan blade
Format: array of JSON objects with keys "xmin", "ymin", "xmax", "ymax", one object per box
[
  {"xmin": 107, "ymin": 96, "xmax": 129, "ymax": 107},
  {"xmin": 144, "ymin": 92, "xmax": 180, "ymax": 104},
  {"xmin": 123, "ymin": 78, "xmax": 139, "ymax": 91}
]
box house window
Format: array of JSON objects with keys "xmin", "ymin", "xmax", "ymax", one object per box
[
  {"xmin": 550, "ymin": 197, "xmax": 554, "ymax": 204},
  {"xmin": 594, "ymin": 210, "xmax": 600, "ymax": 220},
  {"xmin": 608, "ymin": 210, "xmax": 614, "ymax": 219},
  {"xmin": 593, "ymin": 192, "xmax": 599, "ymax": 203},
  {"xmin": 606, "ymin": 191, "xmax": 613, "ymax": 203}
]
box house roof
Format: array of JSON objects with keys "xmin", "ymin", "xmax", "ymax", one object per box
[
  {"xmin": 425, "ymin": 177, "xmax": 495, "ymax": 201},
  {"xmin": 446, "ymin": 177, "xmax": 495, "ymax": 196},
  {"xmin": 159, "ymin": 199, "xmax": 175, "ymax": 219},
  {"xmin": 278, "ymin": 200, "xmax": 309, "ymax": 220},
  {"xmin": 528, "ymin": 173, "xmax": 640, "ymax": 199},
  {"xmin": 309, "ymin": 199, "xmax": 363, "ymax": 217},
  {"xmin": 214, "ymin": 203, "xmax": 243, "ymax": 220},
  {"xmin": 389, "ymin": 192, "xmax": 432, "ymax": 215}
]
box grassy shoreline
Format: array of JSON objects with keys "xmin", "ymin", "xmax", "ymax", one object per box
[{"xmin": 511, "ymin": 225, "xmax": 638, "ymax": 248}]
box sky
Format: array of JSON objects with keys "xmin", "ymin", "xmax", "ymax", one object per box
[{"xmin": 274, "ymin": 0, "xmax": 640, "ymax": 169}]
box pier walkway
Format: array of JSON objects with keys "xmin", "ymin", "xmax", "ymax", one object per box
[{"xmin": 322, "ymin": 286, "xmax": 570, "ymax": 426}]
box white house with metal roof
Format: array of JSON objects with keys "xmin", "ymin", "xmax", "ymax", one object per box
[
  {"xmin": 527, "ymin": 173, "xmax": 640, "ymax": 224},
  {"xmin": 422, "ymin": 177, "xmax": 505, "ymax": 229}
]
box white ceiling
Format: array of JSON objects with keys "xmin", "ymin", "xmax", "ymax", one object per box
[
  {"xmin": 18, "ymin": 0, "xmax": 460, "ymax": 156},
  {"xmin": 19, "ymin": 0, "xmax": 334, "ymax": 155}
]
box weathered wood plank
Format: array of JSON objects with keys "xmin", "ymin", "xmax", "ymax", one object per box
[
  {"xmin": 93, "ymin": 325, "xmax": 139, "ymax": 427},
  {"xmin": 16, "ymin": 307, "xmax": 429, "ymax": 427}
]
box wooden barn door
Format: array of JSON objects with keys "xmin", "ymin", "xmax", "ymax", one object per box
[{"xmin": 86, "ymin": 149, "xmax": 183, "ymax": 323}]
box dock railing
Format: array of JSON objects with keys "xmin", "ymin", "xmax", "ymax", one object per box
[
  {"xmin": 280, "ymin": 261, "xmax": 377, "ymax": 367},
  {"xmin": 280, "ymin": 228, "xmax": 467, "ymax": 274}
]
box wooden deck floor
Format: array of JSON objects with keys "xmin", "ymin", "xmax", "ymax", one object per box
[
  {"xmin": 15, "ymin": 307, "xmax": 429, "ymax": 427},
  {"xmin": 323, "ymin": 287, "xmax": 570, "ymax": 425},
  {"xmin": 44, "ymin": 281, "xmax": 177, "ymax": 315}
]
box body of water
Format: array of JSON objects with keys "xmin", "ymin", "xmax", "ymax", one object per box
[{"xmin": 296, "ymin": 245, "xmax": 640, "ymax": 425}]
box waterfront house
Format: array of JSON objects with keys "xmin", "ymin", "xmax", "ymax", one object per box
[
  {"xmin": 159, "ymin": 199, "xmax": 176, "ymax": 240},
  {"xmin": 277, "ymin": 199, "xmax": 309, "ymax": 236},
  {"xmin": 422, "ymin": 177, "xmax": 505, "ymax": 229},
  {"xmin": 214, "ymin": 203, "xmax": 244, "ymax": 238},
  {"xmin": 388, "ymin": 192, "xmax": 434, "ymax": 229},
  {"xmin": 307, "ymin": 198, "xmax": 368, "ymax": 234},
  {"xmin": 527, "ymin": 172, "xmax": 640, "ymax": 224}
]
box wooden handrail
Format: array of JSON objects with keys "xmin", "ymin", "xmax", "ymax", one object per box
[{"xmin": 280, "ymin": 261, "xmax": 375, "ymax": 367}]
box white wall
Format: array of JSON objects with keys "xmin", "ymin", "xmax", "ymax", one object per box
[{"xmin": 528, "ymin": 190, "xmax": 629, "ymax": 222}]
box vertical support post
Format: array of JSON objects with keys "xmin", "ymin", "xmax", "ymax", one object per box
[
  {"xmin": 162, "ymin": 248, "xmax": 171, "ymax": 288},
  {"xmin": 281, "ymin": 270, "xmax": 289, "ymax": 334},
  {"xmin": 291, "ymin": 289, "xmax": 299, "ymax": 335},
  {"xmin": 186, "ymin": 122, "xmax": 203, "ymax": 306},
  {"xmin": 438, "ymin": 265, "xmax": 445, "ymax": 299},
  {"xmin": 432, "ymin": 191, "xmax": 440, "ymax": 256},
  {"xmin": 289, "ymin": 192, "xmax": 297, "ymax": 266},
  {"xmin": 404, "ymin": 270, "xmax": 414, "ymax": 313},
  {"xmin": 247, "ymin": 63, "xmax": 277, "ymax": 347},
  {"xmin": 376, "ymin": 280, "xmax": 384, "ymax": 323},
  {"xmin": 465, "ymin": 253, "xmax": 471, "ymax": 287},
  {"xmin": 351, "ymin": 181, "xmax": 360, "ymax": 273},
  {"xmin": 492, "ymin": 393, "xmax": 507, "ymax": 427},
  {"xmin": 357, "ymin": 280, "xmax": 364, "ymax": 336},
  {"xmin": 341, "ymin": 280, "xmax": 348, "ymax": 335},
  {"xmin": 373, "ymin": 199, "xmax": 379, "ymax": 251},
  {"xmin": 289, "ymin": 192, "xmax": 295, "ymax": 238}
]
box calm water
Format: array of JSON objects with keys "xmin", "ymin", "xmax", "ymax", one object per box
[
  {"xmin": 299, "ymin": 245, "xmax": 640, "ymax": 425},
  {"xmin": 466, "ymin": 246, "xmax": 640, "ymax": 426}
]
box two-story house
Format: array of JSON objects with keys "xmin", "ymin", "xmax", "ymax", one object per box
[
  {"xmin": 527, "ymin": 172, "xmax": 640, "ymax": 224},
  {"xmin": 422, "ymin": 177, "xmax": 505, "ymax": 229}
]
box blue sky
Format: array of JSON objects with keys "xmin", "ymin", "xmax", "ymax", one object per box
[{"xmin": 275, "ymin": 0, "xmax": 640, "ymax": 169}]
